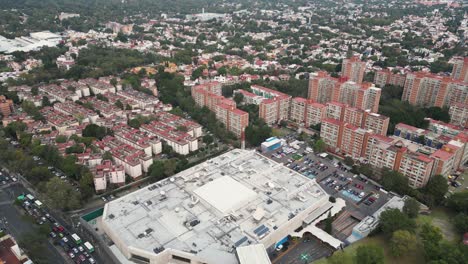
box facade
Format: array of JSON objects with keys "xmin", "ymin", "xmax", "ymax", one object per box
[
  {"xmin": 341, "ymin": 124, "xmax": 371, "ymax": 159},
  {"xmin": 101, "ymin": 149, "xmax": 344, "ymax": 264},
  {"xmin": 320, "ymin": 118, "xmax": 343, "ymax": 151},
  {"xmin": 326, "ymin": 102, "xmax": 347, "ymax": 121},
  {"xmin": 233, "ymin": 89, "xmax": 264, "ymax": 105},
  {"xmin": 252, "ymin": 85, "xmax": 291, "ymax": 125},
  {"xmin": 341, "ymin": 56, "xmax": 366, "ymax": 84},
  {"xmin": 398, "ymin": 152, "xmax": 434, "ymax": 188},
  {"xmin": 451, "ymin": 57, "xmax": 468, "ymax": 82},
  {"xmin": 308, "ymin": 72, "xmax": 381, "ymax": 112},
  {"xmin": 374, "ymin": 69, "xmax": 406, "ymax": 88},
  {"xmin": 449, "ymin": 103, "xmax": 468, "ymax": 128},
  {"xmin": 343, "ymin": 107, "xmax": 365, "ymax": 128},
  {"xmin": 402, "ymin": 72, "xmax": 468, "ymax": 108},
  {"xmin": 0, "ymin": 95, "xmax": 13, "ymax": 117},
  {"xmin": 192, "ymin": 83, "xmax": 248, "ymax": 137},
  {"xmin": 363, "ymin": 112, "xmax": 390, "ymax": 136}
]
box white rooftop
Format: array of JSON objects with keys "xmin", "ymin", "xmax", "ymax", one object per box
[
  {"xmin": 102, "ymin": 149, "xmax": 329, "ymax": 264},
  {"xmin": 194, "ymin": 176, "xmax": 257, "ymax": 214}
]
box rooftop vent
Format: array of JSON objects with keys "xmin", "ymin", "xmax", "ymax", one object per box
[
  {"xmin": 132, "ymin": 201, "xmax": 139, "ymax": 205},
  {"xmin": 108, "ymin": 214, "xmax": 115, "ymax": 219},
  {"xmin": 153, "ymin": 247, "xmax": 165, "ymax": 254}
]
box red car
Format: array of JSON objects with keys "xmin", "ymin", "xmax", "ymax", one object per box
[{"xmin": 57, "ymin": 226, "xmax": 65, "ymax": 232}]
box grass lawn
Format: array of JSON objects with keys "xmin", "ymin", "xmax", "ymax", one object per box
[
  {"xmin": 416, "ymin": 207, "xmax": 457, "ymax": 242},
  {"xmin": 312, "ymin": 234, "xmax": 425, "ymax": 264}
]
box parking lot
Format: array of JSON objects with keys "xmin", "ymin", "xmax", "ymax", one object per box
[{"xmin": 262, "ymin": 139, "xmax": 391, "ymax": 230}]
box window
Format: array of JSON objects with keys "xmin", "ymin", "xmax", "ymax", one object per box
[
  {"xmin": 172, "ymin": 255, "xmax": 191, "ymax": 263},
  {"xmin": 131, "ymin": 254, "xmax": 150, "ymax": 264}
]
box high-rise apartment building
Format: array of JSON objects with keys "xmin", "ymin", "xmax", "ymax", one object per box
[
  {"xmin": 253, "ymin": 85, "xmax": 291, "ymax": 125},
  {"xmin": 0, "ymin": 95, "xmax": 13, "ymax": 117},
  {"xmin": 402, "ymin": 72, "xmax": 468, "ymax": 108},
  {"xmin": 449, "ymin": 103, "xmax": 468, "ymax": 128},
  {"xmin": 363, "ymin": 112, "xmax": 390, "ymax": 136},
  {"xmin": 451, "ymin": 57, "xmax": 468, "ymax": 82},
  {"xmin": 374, "ymin": 69, "xmax": 407, "ymax": 88},
  {"xmin": 341, "ymin": 56, "xmax": 366, "ymax": 83}
]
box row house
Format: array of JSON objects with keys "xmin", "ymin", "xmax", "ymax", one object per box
[
  {"xmin": 53, "ymin": 102, "xmax": 99, "ymax": 124},
  {"xmin": 95, "ymin": 136, "xmax": 153, "ymax": 179},
  {"xmin": 81, "ymin": 97, "xmax": 124, "ymax": 118},
  {"xmin": 92, "ymin": 160, "xmax": 126, "ymax": 192},
  {"xmin": 116, "ymin": 89, "xmax": 159, "ymax": 110},
  {"xmin": 113, "ymin": 124, "xmax": 162, "ymax": 156},
  {"xmin": 60, "ymin": 80, "xmax": 91, "ymax": 97},
  {"xmin": 103, "ymin": 92, "xmax": 139, "ymax": 110},
  {"xmin": 41, "ymin": 107, "xmax": 79, "ymax": 134},
  {"xmin": 39, "ymin": 84, "xmax": 80, "ymax": 103},
  {"xmin": 140, "ymin": 121, "xmax": 199, "ymax": 155},
  {"xmin": 76, "ymin": 151, "xmax": 103, "ymax": 168},
  {"xmin": 154, "ymin": 111, "xmax": 203, "ymax": 138},
  {"xmin": 79, "ymin": 78, "xmax": 116, "ymax": 94}
]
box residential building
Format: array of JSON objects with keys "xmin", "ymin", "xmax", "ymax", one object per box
[
  {"xmin": 92, "ymin": 160, "xmax": 126, "ymax": 192},
  {"xmin": 305, "ymin": 102, "xmax": 327, "ymax": 127},
  {"xmin": 343, "ymin": 107, "xmax": 365, "ymax": 128},
  {"xmin": 364, "ymin": 135, "xmax": 404, "ymax": 171},
  {"xmin": 193, "ymin": 81, "xmax": 222, "ymax": 96},
  {"xmin": 449, "ymin": 103, "xmax": 468, "ymax": 128},
  {"xmin": 113, "ymin": 124, "xmax": 162, "ymax": 156},
  {"xmin": 0, "ymin": 95, "xmax": 13, "ymax": 117},
  {"xmin": 95, "ymin": 136, "xmax": 153, "ymax": 179},
  {"xmin": 233, "ymin": 89, "xmax": 265, "ymax": 105},
  {"xmin": 398, "ymin": 151, "xmax": 434, "ymax": 188},
  {"xmin": 341, "ymin": 56, "xmax": 366, "ymax": 83},
  {"xmin": 402, "ymin": 72, "xmax": 468, "ymax": 108},
  {"xmin": 308, "ymin": 72, "xmax": 381, "ymax": 112},
  {"xmin": 53, "ymin": 102, "xmax": 99, "ymax": 124},
  {"xmin": 252, "ymin": 85, "xmax": 291, "ymax": 125},
  {"xmin": 320, "ymin": 118, "xmax": 344, "ymax": 151},
  {"xmin": 140, "ymin": 121, "xmax": 199, "ymax": 155},
  {"xmin": 451, "ymin": 57, "xmax": 468, "ymax": 82},
  {"xmin": 0, "ymin": 234, "xmax": 32, "ymax": 264},
  {"xmin": 430, "ymin": 149, "xmax": 456, "ymax": 177},
  {"xmin": 374, "ymin": 69, "xmax": 406, "ymax": 88},
  {"xmin": 341, "ymin": 124, "xmax": 371, "ymax": 159},
  {"xmin": 363, "ymin": 112, "xmax": 390, "ymax": 136},
  {"xmin": 326, "ymin": 102, "xmax": 347, "ymax": 121}
]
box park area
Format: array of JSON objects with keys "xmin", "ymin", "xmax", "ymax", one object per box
[{"xmin": 312, "ymin": 207, "xmax": 457, "ymax": 264}]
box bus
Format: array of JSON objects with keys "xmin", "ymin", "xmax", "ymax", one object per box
[
  {"xmin": 84, "ymin": 241, "xmax": 94, "ymax": 253},
  {"xmin": 71, "ymin": 233, "xmax": 82, "ymax": 244}
]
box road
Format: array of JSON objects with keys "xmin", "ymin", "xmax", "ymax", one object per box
[{"xmin": 0, "ymin": 183, "xmax": 67, "ymax": 264}]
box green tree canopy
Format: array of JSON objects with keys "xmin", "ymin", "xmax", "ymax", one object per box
[
  {"xmin": 355, "ymin": 244, "xmax": 384, "ymax": 264},
  {"xmin": 403, "ymin": 197, "xmax": 420, "ymax": 218},
  {"xmin": 390, "ymin": 230, "xmax": 417, "ymax": 257},
  {"xmin": 379, "ymin": 208, "xmax": 416, "ymax": 235}
]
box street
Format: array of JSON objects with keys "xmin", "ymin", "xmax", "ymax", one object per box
[{"xmin": 0, "ymin": 183, "xmax": 67, "ymax": 264}]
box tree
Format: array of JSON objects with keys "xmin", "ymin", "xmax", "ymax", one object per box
[
  {"xmin": 379, "ymin": 208, "xmax": 416, "ymax": 235},
  {"xmin": 381, "ymin": 169, "xmax": 409, "ymax": 195},
  {"xmin": 114, "ymin": 99, "xmax": 124, "ymax": 110},
  {"xmin": 44, "ymin": 177, "xmax": 81, "ymax": 210},
  {"xmin": 110, "ymin": 78, "xmax": 118, "ymax": 87},
  {"xmin": 390, "ymin": 230, "xmax": 417, "ymax": 257},
  {"xmin": 55, "ymin": 135, "xmax": 67, "ymax": 143},
  {"xmin": 82, "ymin": 124, "xmax": 109, "ymax": 140},
  {"xmin": 233, "ymin": 92, "xmax": 244, "ymax": 105},
  {"xmin": 423, "ymin": 175, "xmax": 448, "ymax": 205},
  {"xmin": 453, "ymin": 213, "xmax": 468, "ymax": 234},
  {"xmin": 203, "ymin": 135, "xmax": 214, "ymax": 145},
  {"xmin": 313, "ymin": 139, "xmax": 326, "ymax": 153},
  {"xmin": 79, "ymin": 172, "xmax": 94, "ymax": 200},
  {"xmin": 31, "ymin": 86, "xmax": 39, "ymax": 95},
  {"xmin": 355, "ymin": 244, "xmax": 384, "ymax": 264},
  {"xmin": 403, "ymin": 197, "xmax": 420, "ymax": 218},
  {"xmin": 447, "ymin": 191, "xmax": 468, "ymax": 214},
  {"xmin": 149, "ymin": 160, "xmax": 165, "ymax": 180},
  {"xmin": 343, "ymin": 156, "xmax": 354, "ymax": 166},
  {"xmin": 327, "ymin": 251, "xmax": 353, "ymax": 264},
  {"xmin": 102, "ymin": 151, "xmax": 113, "ymax": 161}
]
